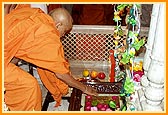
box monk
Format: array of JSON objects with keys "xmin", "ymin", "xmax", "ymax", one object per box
[{"xmin": 4, "ymin": 4, "xmax": 98, "ymax": 111}]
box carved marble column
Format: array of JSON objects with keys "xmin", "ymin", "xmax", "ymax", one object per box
[{"xmin": 140, "ymin": 4, "xmax": 165, "ymax": 111}]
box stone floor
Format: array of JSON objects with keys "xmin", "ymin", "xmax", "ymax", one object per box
[
  {"xmin": 47, "ymin": 100, "xmax": 69, "ymax": 111},
  {"xmin": 39, "ymin": 83, "xmax": 70, "ymax": 111}
]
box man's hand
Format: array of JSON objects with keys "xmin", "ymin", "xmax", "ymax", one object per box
[{"xmin": 83, "ymin": 85, "xmax": 98, "ymax": 96}]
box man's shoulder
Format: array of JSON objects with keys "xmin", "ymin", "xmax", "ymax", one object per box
[{"xmin": 6, "ymin": 7, "xmax": 46, "ymax": 21}]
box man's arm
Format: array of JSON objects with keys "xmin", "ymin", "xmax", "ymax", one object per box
[{"xmin": 55, "ymin": 73, "xmax": 98, "ymax": 96}]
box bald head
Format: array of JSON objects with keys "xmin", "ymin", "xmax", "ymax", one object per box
[{"xmin": 49, "ymin": 8, "xmax": 73, "ymax": 37}]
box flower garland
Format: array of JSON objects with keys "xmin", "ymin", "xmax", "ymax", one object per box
[
  {"xmin": 113, "ymin": 4, "xmax": 146, "ymax": 111},
  {"xmin": 113, "ymin": 4, "xmax": 145, "ymax": 66}
]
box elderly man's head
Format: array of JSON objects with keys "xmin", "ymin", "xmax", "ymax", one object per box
[{"xmin": 49, "ymin": 8, "xmax": 73, "ymax": 37}]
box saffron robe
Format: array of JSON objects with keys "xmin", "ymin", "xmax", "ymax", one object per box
[{"xmin": 4, "ymin": 6, "xmax": 69, "ymax": 110}]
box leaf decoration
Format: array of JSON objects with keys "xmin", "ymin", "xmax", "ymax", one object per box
[
  {"xmin": 91, "ymin": 100, "xmax": 98, "ymax": 106},
  {"xmin": 128, "ymin": 16, "xmax": 136, "ymax": 26},
  {"xmin": 113, "ymin": 4, "xmax": 143, "ymax": 66},
  {"xmin": 123, "ymin": 76, "xmax": 135, "ymax": 94},
  {"xmin": 117, "ymin": 4, "xmax": 133, "ymax": 11},
  {"xmin": 128, "ymin": 31, "xmax": 137, "ymax": 39},
  {"xmin": 121, "ymin": 105, "xmax": 127, "ymax": 111},
  {"xmin": 120, "ymin": 93, "xmax": 125, "ymax": 97},
  {"xmin": 109, "ymin": 101, "xmax": 116, "ymax": 108},
  {"xmin": 117, "ymin": 26, "xmax": 124, "ymax": 36},
  {"xmin": 120, "ymin": 52, "xmax": 130, "ymax": 64},
  {"xmin": 132, "ymin": 38, "xmax": 145, "ymax": 50},
  {"xmin": 135, "ymin": 4, "xmax": 141, "ymax": 8}
]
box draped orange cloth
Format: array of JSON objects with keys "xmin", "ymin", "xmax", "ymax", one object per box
[
  {"xmin": 4, "ymin": 5, "xmax": 69, "ymax": 111},
  {"xmin": 15, "ymin": 4, "xmax": 31, "ymax": 9}
]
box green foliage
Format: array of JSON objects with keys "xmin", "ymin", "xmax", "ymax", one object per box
[
  {"xmin": 132, "ymin": 38, "xmax": 145, "ymax": 51},
  {"xmin": 113, "ymin": 4, "xmax": 144, "ymax": 65},
  {"xmin": 120, "ymin": 52, "xmax": 130, "ymax": 65},
  {"xmin": 114, "ymin": 25, "xmax": 124, "ymax": 36},
  {"xmin": 117, "ymin": 4, "xmax": 133, "ymax": 11},
  {"xmin": 128, "ymin": 31, "xmax": 138, "ymax": 39},
  {"xmin": 121, "ymin": 105, "xmax": 127, "ymax": 111},
  {"xmin": 109, "ymin": 100, "xmax": 116, "ymax": 108},
  {"xmin": 127, "ymin": 17, "xmax": 136, "ymax": 25},
  {"xmin": 124, "ymin": 76, "xmax": 135, "ymax": 94},
  {"xmin": 91, "ymin": 100, "xmax": 98, "ymax": 106},
  {"xmin": 120, "ymin": 39, "xmax": 145, "ymax": 65},
  {"xmin": 120, "ymin": 76, "xmax": 135, "ymax": 96},
  {"xmin": 120, "ymin": 32, "xmax": 145, "ymax": 65}
]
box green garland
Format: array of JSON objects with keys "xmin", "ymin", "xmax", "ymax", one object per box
[
  {"xmin": 113, "ymin": 4, "xmax": 145, "ymax": 65},
  {"xmin": 113, "ymin": 5, "xmax": 145, "ymax": 110}
]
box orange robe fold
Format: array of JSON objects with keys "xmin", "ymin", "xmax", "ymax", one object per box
[
  {"xmin": 4, "ymin": 6, "xmax": 69, "ymax": 110},
  {"xmin": 37, "ymin": 69, "xmax": 68, "ymax": 107}
]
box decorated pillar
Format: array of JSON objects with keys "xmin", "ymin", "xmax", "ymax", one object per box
[{"xmin": 140, "ymin": 4, "xmax": 165, "ymax": 111}]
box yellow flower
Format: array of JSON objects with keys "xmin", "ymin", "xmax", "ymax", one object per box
[
  {"xmin": 139, "ymin": 61, "xmax": 143, "ymax": 66},
  {"xmin": 114, "ymin": 15, "xmax": 121, "ymax": 21},
  {"xmin": 114, "ymin": 29, "xmax": 118, "ymax": 33},
  {"xmin": 114, "ymin": 11, "xmax": 120, "ymax": 15},
  {"xmin": 115, "ymin": 36, "xmax": 121, "ymax": 40},
  {"xmin": 135, "ymin": 38, "xmax": 139, "ymax": 42},
  {"xmin": 129, "ymin": 48, "xmax": 136, "ymax": 56},
  {"xmin": 133, "ymin": 64, "xmax": 143, "ymax": 71},
  {"xmin": 130, "ymin": 58, "xmax": 133, "ymax": 64},
  {"xmin": 114, "ymin": 40, "xmax": 118, "ymax": 46}
]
